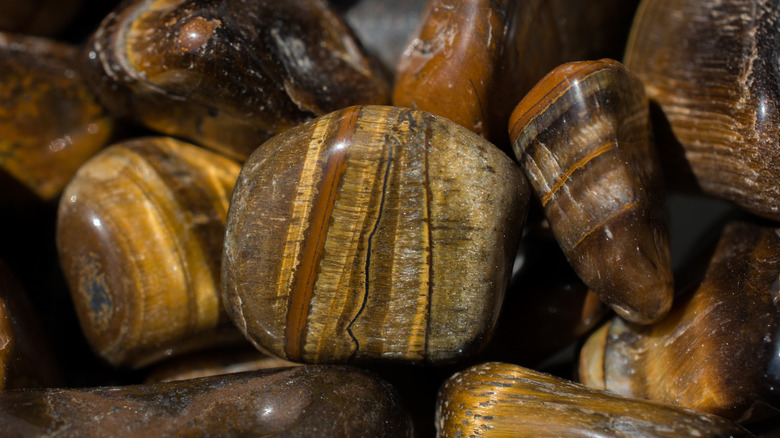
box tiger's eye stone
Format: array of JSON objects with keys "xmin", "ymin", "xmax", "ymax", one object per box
[
  {"xmin": 83, "ymin": 0, "xmax": 390, "ymax": 160},
  {"xmin": 0, "ymin": 33, "xmax": 114, "ymax": 201},
  {"xmin": 579, "ymin": 220, "xmax": 780, "ymax": 422},
  {"xmin": 57, "ymin": 137, "xmax": 243, "ymax": 368},
  {"xmin": 393, "ymin": 0, "xmax": 639, "ymax": 148},
  {"xmin": 509, "ymin": 59, "xmax": 673, "ymax": 325},
  {"xmin": 436, "ymin": 362, "xmax": 751, "ymax": 437},
  {"xmin": 0, "ymin": 365, "xmax": 414, "ymax": 437},
  {"xmin": 624, "ymin": 0, "xmax": 780, "ymax": 220},
  {"xmin": 0, "ymin": 260, "xmax": 61, "ymax": 390},
  {"xmin": 223, "ymin": 105, "xmax": 529, "ymax": 364}
]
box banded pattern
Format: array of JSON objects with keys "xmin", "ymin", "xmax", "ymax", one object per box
[
  {"xmin": 436, "ymin": 362, "xmax": 751, "ymax": 437},
  {"xmin": 624, "ymin": 0, "xmax": 780, "ymax": 220},
  {"xmin": 84, "ymin": 0, "xmax": 389, "ymax": 160},
  {"xmin": 223, "ymin": 105, "xmax": 529, "ymax": 364},
  {"xmin": 580, "ymin": 221, "xmax": 780, "ymax": 422},
  {"xmin": 508, "ymin": 59, "xmax": 673, "ymax": 324},
  {"xmin": 56, "ymin": 137, "xmax": 242, "ymax": 367},
  {"xmin": 392, "ymin": 0, "xmax": 641, "ymax": 149}
]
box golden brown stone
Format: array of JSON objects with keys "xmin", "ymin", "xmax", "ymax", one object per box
[
  {"xmin": 223, "ymin": 105, "xmax": 529, "ymax": 364},
  {"xmin": 393, "ymin": 0, "xmax": 639, "ymax": 148},
  {"xmin": 437, "ymin": 362, "xmax": 751, "ymax": 437},
  {"xmin": 579, "ymin": 220, "xmax": 780, "ymax": 422},
  {"xmin": 57, "ymin": 137, "xmax": 243, "ymax": 368},
  {"xmin": 509, "ymin": 59, "xmax": 673, "ymax": 324}
]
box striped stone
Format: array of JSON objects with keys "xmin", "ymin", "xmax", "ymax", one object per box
[
  {"xmin": 57, "ymin": 137, "xmax": 242, "ymax": 367},
  {"xmin": 508, "ymin": 59, "xmax": 674, "ymax": 325},
  {"xmin": 223, "ymin": 105, "xmax": 529, "ymax": 364}
]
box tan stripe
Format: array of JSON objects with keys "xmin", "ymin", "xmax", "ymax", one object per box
[
  {"xmin": 279, "ymin": 118, "xmax": 332, "ymax": 308},
  {"xmin": 285, "ymin": 106, "xmax": 361, "ymax": 361},
  {"xmin": 540, "ymin": 141, "xmax": 616, "ymax": 207}
]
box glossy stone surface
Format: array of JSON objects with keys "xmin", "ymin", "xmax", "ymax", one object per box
[
  {"xmin": 393, "ymin": 0, "xmax": 639, "ymax": 148},
  {"xmin": 0, "ymin": 365, "xmax": 414, "ymax": 437},
  {"xmin": 580, "ymin": 220, "xmax": 780, "ymax": 422},
  {"xmin": 437, "ymin": 362, "xmax": 751, "ymax": 437},
  {"xmin": 223, "ymin": 105, "xmax": 529, "ymax": 364},
  {"xmin": 624, "ymin": 0, "xmax": 780, "ymax": 220},
  {"xmin": 0, "ymin": 32, "xmax": 113, "ymax": 201},
  {"xmin": 509, "ymin": 59, "xmax": 673, "ymax": 324},
  {"xmin": 82, "ymin": 0, "xmax": 390, "ymax": 160},
  {"xmin": 57, "ymin": 137, "xmax": 243, "ymax": 368}
]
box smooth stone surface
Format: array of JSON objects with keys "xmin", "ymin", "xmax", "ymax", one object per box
[
  {"xmin": 0, "ymin": 32, "xmax": 113, "ymax": 201},
  {"xmin": 509, "ymin": 59, "xmax": 673, "ymax": 324},
  {"xmin": 57, "ymin": 137, "xmax": 243, "ymax": 368},
  {"xmin": 393, "ymin": 0, "xmax": 639, "ymax": 149},
  {"xmin": 437, "ymin": 362, "xmax": 752, "ymax": 437},
  {"xmin": 580, "ymin": 220, "xmax": 780, "ymax": 422},
  {"xmin": 223, "ymin": 105, "xmax": 529, "ymax": 364},
  {"xmin": 82, "ymin": 0, "xmax": 389, "ymax": 160},
  {"xmin": 0, "ymin": 365, "xmax": 414, "ymax": 437}
]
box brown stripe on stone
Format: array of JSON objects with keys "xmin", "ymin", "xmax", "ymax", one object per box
[
  {"xmin": 540, "ymin": 140, "xmax": 617, "ymax": 207},
  {"xmin": 509, "ymin": 62, "xmax": 619, "ymax": 153},
  {"xmin": 285, "ymin": 105, "xmax": 362, "ymax": 361}
]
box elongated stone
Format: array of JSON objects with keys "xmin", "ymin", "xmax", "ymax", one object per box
[
  {"xmin": 437, "ymin": 362, "xmax": 752, "ymax": 437},
  {"xmin": 82, "ymin": 0, "xmax": 389, "ymax": 160},
  {"xmin": 509, "ymin": 59, "xmax": 673, "ymax": 324},
  {"xmin": 0, "ymin": 365, "xmax": 413, "ymax": 437}
]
